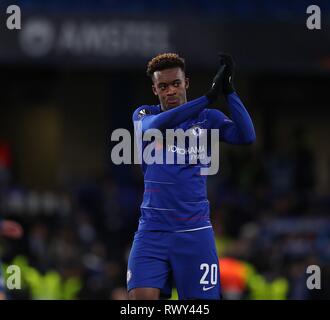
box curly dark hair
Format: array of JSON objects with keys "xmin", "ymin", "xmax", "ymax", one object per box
[{"xmin": 146, "ymin": 53, "xmax": 185, "ymax": 78}]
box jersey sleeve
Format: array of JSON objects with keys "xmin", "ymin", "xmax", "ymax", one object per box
[
  {"xmin": 207, "ymin": 92, "xmax": 256, "ymax": 144},
  {"xmin": 132, "ymin": 105, "xmax": 153, "ymax": 122},
  {"xmin": 132, "ymin": 96, "xmax": 209, "ymax": 133}
]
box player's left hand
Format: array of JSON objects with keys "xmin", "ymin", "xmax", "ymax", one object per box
[
  {"xmin": 218, "ymin": 53, "xmax": 235, "ymax": 95},
  {"xmin": 0, "ymin": 220, "xmax": 23, "ymax": 239},
  {"xmin": 205, "ymin": 56, "xmax": 226, "ymax": 103}
]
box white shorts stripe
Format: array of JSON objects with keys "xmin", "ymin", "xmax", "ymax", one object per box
[
  {"xmin": 175, "ymin": 226, "xmax": 212, "ymax": 233},
  {"xmin": 144, "ymin": 180, "xmax": 175, "ymax": 184},
  {"xmin": 141, "ymin": 206, "xmax": 175, "ymax": 211}
]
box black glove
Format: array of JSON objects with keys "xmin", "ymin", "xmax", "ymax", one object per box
[
  {"xmin": 219, "ymin": 53, "xmax": 235, "ymax": 95},
  {"xmin": 205, "ymin": 57, "xmax": 226, "ymax": 103}
]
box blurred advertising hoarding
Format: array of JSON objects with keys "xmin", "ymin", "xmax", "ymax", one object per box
[{"xmin": 0, "ymin": 14, "xmax": 329, "ymax": 72}]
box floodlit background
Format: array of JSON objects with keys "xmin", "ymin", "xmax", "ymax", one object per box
[{"xmin": 0, "ymin": 0, "xmax": 329, "ymax": 299}]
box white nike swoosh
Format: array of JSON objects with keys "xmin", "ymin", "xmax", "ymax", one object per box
[{"xmin": 203, "ymin": 285, "xmax": 215, "ymax": 291}]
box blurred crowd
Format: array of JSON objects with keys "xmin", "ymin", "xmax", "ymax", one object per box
[{"xmin": 0, "ymin": 126, "xmax": 329, "ymax": 299}]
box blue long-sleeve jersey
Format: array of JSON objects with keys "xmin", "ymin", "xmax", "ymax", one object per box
[{"xmin": 133, "ymin": 92, "xmax": 256, "ymax": 232}]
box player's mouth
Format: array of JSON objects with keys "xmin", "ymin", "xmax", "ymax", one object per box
[{"xmin": 167, "ymin": 97, "xmax": 179, "ymax": 106}]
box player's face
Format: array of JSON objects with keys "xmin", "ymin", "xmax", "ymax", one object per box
[{"xmin": 152, "ymin": 67, "xmax": 189, "ymax": 111}]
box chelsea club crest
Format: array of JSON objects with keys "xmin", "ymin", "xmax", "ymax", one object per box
[{"xmin": 190, "ymin": 125, "xmax": 204, "ymax": 137}]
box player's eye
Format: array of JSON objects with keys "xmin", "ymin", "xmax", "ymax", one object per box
[
  {"xmin": 159, "ymin": 84, "xmax": 167, "ymax": 90},
  {"xmin": 173, "ymin": 81, "xmax": 181, "ymax": 87}
]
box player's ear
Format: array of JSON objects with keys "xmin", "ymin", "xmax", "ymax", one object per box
[
  {"xmin": 152, "ymin": 84, "xmax": 158, "ymax": 96},
  {"xmin": 185, "ymin": 77, "xmax": 190, "ymax": 90}
]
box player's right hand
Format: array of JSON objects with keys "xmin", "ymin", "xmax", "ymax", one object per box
[{"xmin": 205, "ymin": 56, "xmax": 226, "ymax": 103}]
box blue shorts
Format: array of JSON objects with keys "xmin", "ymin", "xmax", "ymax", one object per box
[{"xmin": 127, "ymin": 227, "xmax": 221, "ymax": 300}]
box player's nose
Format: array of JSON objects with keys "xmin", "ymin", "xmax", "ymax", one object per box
[{"xmin": 166, "ymin": 85, "xmax": 177, "ymax": 95}]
